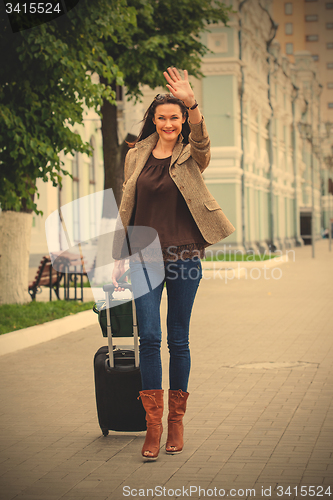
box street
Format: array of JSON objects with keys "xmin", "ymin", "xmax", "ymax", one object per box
[{"xmin": 0, "ymin": 240, "xmax": 332, "ymax": 499}]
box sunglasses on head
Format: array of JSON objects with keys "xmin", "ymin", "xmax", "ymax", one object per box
[
  {"xmin": 154, "ymin": 93, "xmax": 174, "ymax": 100},
  {"xmin": 153, "ymin": 94, "xmax": 187, "ymax": 112}
]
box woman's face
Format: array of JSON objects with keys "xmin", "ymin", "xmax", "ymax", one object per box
[{"xmin": 153, "ymin": 103, "xmax": 186, "ymax": 144}]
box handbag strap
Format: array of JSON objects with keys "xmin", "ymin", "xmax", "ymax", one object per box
[{"xmin": 118, "ymin": 268, "xmax": 130, "ymax": 283}]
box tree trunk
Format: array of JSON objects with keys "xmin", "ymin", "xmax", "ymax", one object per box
[
  {"xmin": 100, "ymin": 79, "xmax": 123, "ymax": 212},
  {"xmin": 92, "ymin": 84, "xmax": 137, "ymax": 286},
  {"xmin": 0, "ymin": 211, "xmax": 32, "ymax": 304},
  {"xmin": 93, "ymin": 88, "xmax": 122, "ymax": 285},
  {"xmin": 100, "ymin": 79, "xmax": 137, "ymax": 210}
]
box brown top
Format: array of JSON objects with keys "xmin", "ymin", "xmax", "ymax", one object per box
[
  {"xmin": 131, "ymin": 153, "xmax": 206, "ymax": 261},
  {"xmin": 112, "ymin": 118, "xmax": 236, "ymax": 262}
]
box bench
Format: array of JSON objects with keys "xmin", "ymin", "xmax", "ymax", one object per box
[
  {"xmin": 50, "ymin": 251, "xmax": 93, "ymax": 302},
  {"xmin": 28, "ymin": 256, "xmax": 65, "ymax": 301},
  {"xmin": 62, "ymin": 253, "xmax": 85, "ymax": 302}
]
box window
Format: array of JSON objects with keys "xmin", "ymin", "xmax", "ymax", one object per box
[
  {"xmin": 285, "ymin": 2, "xmax": 293, "ymax": 14},
  {"xmin": 328, "ymin": 103, "xmax": 333, "ymax": 108},
  {"xmin": 328, "ymin": 62, "xmax": 333, "ymax": 69},
  {"xmin": 312, "ymin": 55, "xmax": 319, "ymax": 61},
  {"xmin": 305, "ymin": 15, "xmax": 318, "ymax": 21},
  {"xmin": 306, "ymin": 35, "xmax": 319, "ymax": 41},
  {"xmin": 286, "ymin": 42, "xmax": 294, "ymax": 54},
  {"xmin": 326, "ymin": 2, "xmax": 333, "ymax": 8},
  {"xmin": 285, "ymin": 23, "xmax": 293, "ymax": 35},
  {"xmin": 328, "ymin": 43, "xmax": 333, "ymax": 49},
  {"xmin": 115, "ymin": 85, "xmax": 123, "ymax": 101},
  {"xmin": 71, "ymin": 152, "xmax": 80, "ymax": 242},
  {"xmin": 72, "ymin": 153, "xmax": 79, "ymax": 183},
  {"xmin": 89, "ymin": 137, "xmax": 96, "ymax": 238},
  {"xmin": 327, "ymin": 23, "xmax": 333, "ymax": 29},
  {"xmin": 89, "ymin": 138, "xmax": 96, "ymax": 188},
  {"xmin": 329, "ymin": 178, "xmax": 333, "ymax": 195},
  {"xmin": 328, "ymin": 82, "xmax": 333, "ymax": 88}
]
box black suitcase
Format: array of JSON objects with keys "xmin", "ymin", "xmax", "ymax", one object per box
[{"xmin": 93, "ymin": 280, "xmax": 146, "ymax": 435}]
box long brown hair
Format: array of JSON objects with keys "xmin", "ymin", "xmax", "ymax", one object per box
[{"xmin": 128, "ymin": 94, "xmax": 190, "ymax": 147}]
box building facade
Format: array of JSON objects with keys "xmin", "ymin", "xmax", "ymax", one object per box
[
  {"xmin": 197, "ymin": 0, "xmax": 331, "ymax": 252},
  {"xmin": 29, "ymin": 0, "xmax": 333, "ymax": 261},
  {"xmin": 272, "ymin": 0, "xmax": 333, "ymax": 124}
]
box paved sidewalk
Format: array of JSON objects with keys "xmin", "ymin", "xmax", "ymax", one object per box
[{"xmin": 0, "ymin": 240, "xmax": 332, "ymax": 500}]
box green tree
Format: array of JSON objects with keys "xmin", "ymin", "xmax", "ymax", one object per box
[
  {"xmin": 0, "ymin": 0, "xmax": 136, "ymax": 304},
  {"xmin": 100, "ymin": 0, "xmax": 232, "ymax": 209}
]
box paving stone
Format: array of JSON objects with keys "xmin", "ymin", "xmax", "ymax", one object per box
[{"xmin": 1, "ymin": 241, "xmax": 333, "ymax": 499}]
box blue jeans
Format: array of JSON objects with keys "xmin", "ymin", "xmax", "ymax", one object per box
[{"xmin": 130, "ymin": 258, "xmax": 202, "ymax": 392}]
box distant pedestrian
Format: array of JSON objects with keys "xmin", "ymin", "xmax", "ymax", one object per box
[{"xmin": 112, "ymin": 67, "xmax": 235, "ymax": 460}]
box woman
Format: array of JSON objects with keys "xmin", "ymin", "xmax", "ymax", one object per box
[{"xmin": 112, "ymin": 67, "xmax": 235, "ymax": 460}]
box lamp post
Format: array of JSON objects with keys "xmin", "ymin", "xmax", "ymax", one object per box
[
  {"xmin": 298, "ymin": 122, "xmax": 316, "ymax": 258},
  {"xmin": 324, "ymin": 150, "xmax": 333, "ymax": 252}
]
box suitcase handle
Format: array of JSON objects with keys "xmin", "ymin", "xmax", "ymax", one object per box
[
  {"xmin": 104, "ymin": 349, "xmax": 139, "ymax": 373},
  {"xmin": 103, "ymin": 283, "xmax": 132, "ymax": 293},
  {"xmin": 104, "ymin": 268, "xmax": 139, "ymax": 369},
  {"xmin": 103, "ymin": 268, "xmax": 131, "ymax": 293}
]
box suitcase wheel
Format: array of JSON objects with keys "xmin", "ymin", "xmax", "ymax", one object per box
[{"xmin": 102, "ymin": 429, "xmax": 109, "ymax": 437}]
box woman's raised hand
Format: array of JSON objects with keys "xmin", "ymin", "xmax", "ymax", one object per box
[{"xmin": 163, "ymin": 67, "xmax": 195, "ymax": 107}]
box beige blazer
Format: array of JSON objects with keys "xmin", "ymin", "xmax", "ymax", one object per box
[{"xmin": 112, "ymin": 117, "xmax": 235, "ymax": 259}]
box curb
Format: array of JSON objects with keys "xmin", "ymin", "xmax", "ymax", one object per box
[
  {"xmin": 0, "ymin": 309, "xmax": 96, "ymax": 357},
  {"xmin": 202, "ymin": 255, "xmax": 289, "ymax": 269}
]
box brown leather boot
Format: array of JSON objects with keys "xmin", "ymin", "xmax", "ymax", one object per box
[
  {"xmin": 138, "ymin": 389, "xmax": 164, "ymax": 461},
  {"xmin": 165, "ymin": 389, "xmax": 189, "ymax": 454}
]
